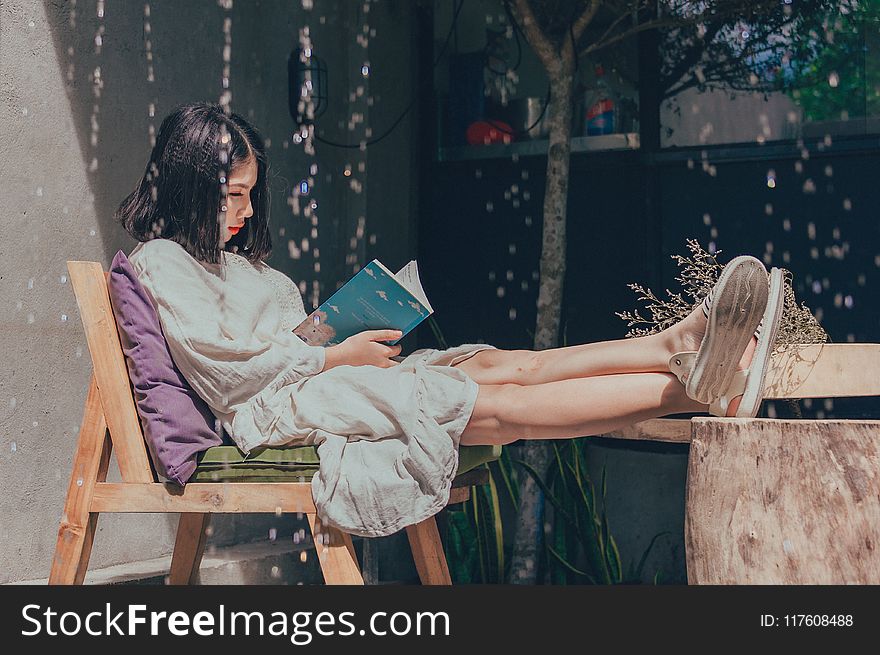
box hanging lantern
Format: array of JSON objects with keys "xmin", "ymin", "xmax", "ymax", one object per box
[{"xmin": 288, "ymin": 47, "xmax": 328, "ymax": 125}]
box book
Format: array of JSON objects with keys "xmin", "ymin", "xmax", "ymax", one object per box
[{"xmin": 293, "ymin": 259, "xmax": 434, "ymax": 347}]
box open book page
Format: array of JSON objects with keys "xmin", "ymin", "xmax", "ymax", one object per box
[{"xmin": 394, "ymin": 260, "xmax": 433, "ymax": 313}]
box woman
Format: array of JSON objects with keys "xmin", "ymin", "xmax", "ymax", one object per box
[{"xmin": 116, "ymin": 102, "xmax": 784, "ymax": 538}]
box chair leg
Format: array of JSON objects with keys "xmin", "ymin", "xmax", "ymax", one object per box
[
  {"xmin": 169, "ymin": 514, "xmax": 212, "ymax": 585},
  {"xmin": 50, "ymin": 375, "xmax": 111, "ymax": 585},
  {"xmin": 307, "ymin": 513, "xmax": 364, "ymax": 585},
  {"xmin": 406, "ymin": 516, "xmax": 452, "ymax": 585}
]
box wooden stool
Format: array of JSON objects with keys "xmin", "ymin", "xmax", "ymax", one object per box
[
  {"xmin": 49, "ymin": 260, "xmax": 491, "ymax": 585},
  {"xmin": 607, "ymin": 343, "xmax": 880, "ymax": 584}
]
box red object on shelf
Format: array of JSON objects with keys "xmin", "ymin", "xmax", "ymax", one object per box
[{"xmin": 466, "ymin": 120, "xmax": 514, "ymax": 146}]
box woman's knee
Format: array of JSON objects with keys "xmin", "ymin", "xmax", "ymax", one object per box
[
  {"xmin": 462, "ymin": 383, "xmax": 523, "ymax": 445},
  {"xmin": 462, "ymin": 348, "xmax": 541, "ymax": 385}
]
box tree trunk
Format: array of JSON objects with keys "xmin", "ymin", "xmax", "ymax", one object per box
[{"xmin": 508, "ymin": 59, "xmax": 576, "ymax": 584}]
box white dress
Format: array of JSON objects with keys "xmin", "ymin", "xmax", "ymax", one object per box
[{"xmin": 128, "ymin": 238, "xmax": 497, "ymax": 537}]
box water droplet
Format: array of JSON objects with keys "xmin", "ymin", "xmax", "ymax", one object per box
[
  {"xmin": 27, "ymin": 313, "xmax": 35, "ymax": 324},
  {"xmin": 486, "ymin": 202, "xmax": 494, "ymax": 213},
  {"xmin": 509, "ymin": 308, "xmax": 517, "ymax": 320},
  {"xmin": 271, "ymin": 565, "xmax": 281, "ymax": 578},
  {"xmin": 828, "ymin": 71, "xmax": 839, "ymax": 87},
  {"xmin": 10, "ymin": 442, "xmax": 16, "ymax": 453},
  {"xmin": 843, "ymin": 198, "xmax": 852, "ymax": 211},
  {"xmin": 76, "ymin": 478, "xmax": 83, "ymax": 487},
  {"xmin": 61, "ymin": 314, "xmax": 68, "ymax": 322},
  {"xmin": 268, "ymin": 528, "xmax": 277, "ymax": 541},
  {"xmin": 844, "ymin": 295, "xmax": 854, "ymax": 309},
  {"xmin": 496, "ymin": 286, "xmax": 505, "ymax": 298},
  {"xmin": 300, "ymin": 551, "xmax": 308, "ymax": 563}
]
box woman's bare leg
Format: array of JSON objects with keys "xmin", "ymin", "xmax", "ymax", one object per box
[
  {"xmin": 453, "ymin": 304, "xmax": 709, "ymax": 386},
  {"xmin": 459, "ymin": 335, "xmax": 758, "ymax": 446},
  {"xmin": 459, "ymin": 371, "xmax": 708, "ymax": 446}
]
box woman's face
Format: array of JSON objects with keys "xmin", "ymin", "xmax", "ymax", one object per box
[{"xmin": 220, "ymin": 156, "xmax": 257, "ymax": 245}]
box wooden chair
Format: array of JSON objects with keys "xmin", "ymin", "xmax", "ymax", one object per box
[{"xmin": 49, "ymin": 260, "xmax": 491, "ymax": 586}]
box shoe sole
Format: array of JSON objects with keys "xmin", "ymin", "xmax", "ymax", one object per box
[
  {"xmin": 736, "ymin": 267, "xmax": 785, "ymax": 418},
  {"xmin": 686, "ymin": 255, "xmax": 770, "ymax": 405}
]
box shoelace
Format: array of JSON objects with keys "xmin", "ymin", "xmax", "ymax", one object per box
[{"xmin": 700, "ymin": 287, "xmax": 764, "ymax": 339}]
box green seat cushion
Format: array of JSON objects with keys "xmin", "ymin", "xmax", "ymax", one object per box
[{"xmin": 191, "ymin": 443, "xmax": 502, "ymax": 483}]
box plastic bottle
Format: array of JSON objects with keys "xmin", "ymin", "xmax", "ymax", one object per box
[{"xmin": 584, "ymin": 65, "xmax": 617, "ymax": 136}]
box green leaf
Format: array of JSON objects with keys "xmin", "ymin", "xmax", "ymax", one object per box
[
  {"xmin": 513, "ymin": 458, "xmax": 579, "ymax": 529},
  {"xmin": 445, "ymin": 510, "xmax": 476, "ymax": 584},
  {"xmin": 486, "ymin": 467, "xmax": 505, "ymax": 582},
  {"xmin": 634, "ymin": 531, "xmax": 671, "ymax": 582},
  {"xmin": 547, "ymin": 543, "xmax": 596, "ymax": 583},
  {"xmin": 606, "ymin": 533, "xmax": 623, "ymax": 583},
  {"xmin": 427, "ymin": 315, "xmax": 449, "ymax": 350},
  {"xmin": 497, "ymin": 449, "xmax": 520, "ymax": 510}
]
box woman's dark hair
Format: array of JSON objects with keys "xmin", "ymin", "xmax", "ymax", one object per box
[{"xmin": 115, "ymin": 102, "xmax": 271, "ymax": 264}]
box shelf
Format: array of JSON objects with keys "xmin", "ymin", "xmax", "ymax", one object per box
[{"xmin": 437, "ymin": 133, "xmax": 640, "ymax": 162}]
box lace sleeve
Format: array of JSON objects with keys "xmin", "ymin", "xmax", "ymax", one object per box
[{"xmin": 262, "ymin": 266, "xmax": 310, "ymax": 331}]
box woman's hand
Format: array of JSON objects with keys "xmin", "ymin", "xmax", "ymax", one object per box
[{"xmin": 322, "ymin": 329, "xmax": 403, "ymax": 371}]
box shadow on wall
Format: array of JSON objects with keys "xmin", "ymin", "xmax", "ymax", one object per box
[
  {"xmin": 43, "ymin": 0, "xmax": 223, "ymax": 254},
  {"xmin": 36, "ymin": 0, "xmax": 351, "ymax": 557}
]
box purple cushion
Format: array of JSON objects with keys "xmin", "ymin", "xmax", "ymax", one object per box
[{"xmin": 107, "ymin": 249, "xmax": 224, "ymax": 485}]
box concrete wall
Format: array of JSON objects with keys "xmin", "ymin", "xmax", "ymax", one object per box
[{"xmin": 0, "ymin": 0, "xmax": 416, "ymax": 583}]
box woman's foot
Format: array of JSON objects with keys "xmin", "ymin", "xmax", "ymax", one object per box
[
  {"xmin": 669, "ymin": 302, "xmax": 709, "ymax": 360},
  {"xmin": 669, "ymin": 311, "xmax": 756, "ymax": 416},
  {"xmin": 665, "ymin": 256, "xmax": 774, "ymax": 417},
  {"xmin": 723, "ymin": 335, "xmax": 757, "ymax": 416}
]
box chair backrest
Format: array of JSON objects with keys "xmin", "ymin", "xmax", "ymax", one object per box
[{"xmin": 68, "ymin": 261, "xmax": 154, "ymax": 483}]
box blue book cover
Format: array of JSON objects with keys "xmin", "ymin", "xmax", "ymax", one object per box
[{"xmin": 293, "ymin": 259, "xmax": 433, "ymax": 347}]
